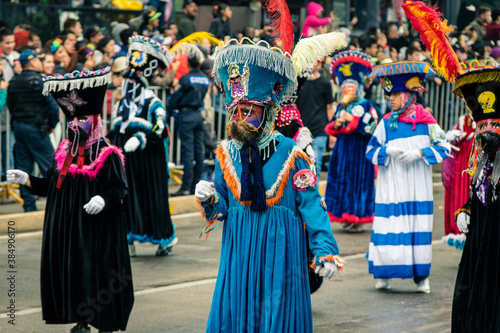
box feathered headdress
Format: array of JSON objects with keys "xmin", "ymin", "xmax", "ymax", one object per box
[
  {"xmin": 291, "ymin": 32, "xmax": 348, "ymax": 74},
  {"xmin": 261, "ymin": 0, "xmax": 294, "ymax": 54},
  {"xmin": 402, "ymin": 0, "xmax": 461, "ymax": 82},
  {"xmin": 169, "ymin": 32, "xmax": 220, "ymax": 54},
  {"xmin": 169, "ymin": 42, "xmax": 205, "ymax": 63}
]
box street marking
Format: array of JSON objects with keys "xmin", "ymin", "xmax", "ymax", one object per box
[
  {"xmin": 433, "ymin": 182, "xmax": 443, "ymax": 187},
  {"xmin": 343, "ymin": 253, "xmax": 366, "ymax": 260},
  {"xmin": 172, "ymin": 212, "xmax": 202, "ymax": 219},
  {"xmin": 0, "ymin": 278, "xmax": 218, "ymax": 318},
  {"xmin": 0, "ymin": 307, "xmax": 41, "ymax": 318},
  {"xmin": 135, "ymin": 278, "xmax": 217, "ymax": 296}
]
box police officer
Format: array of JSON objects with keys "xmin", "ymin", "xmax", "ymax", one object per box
[
  {"xmin": 169, "ymin": 54, "xmax": 209, "ymax": 196},
  {"xmin": 7, "ymin": 49, "xmax": 59, "ymax": 212}
]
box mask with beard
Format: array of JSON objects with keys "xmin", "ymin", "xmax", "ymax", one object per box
[
  {"xmin": 226, "ymin": 103, "xmax": 266, "ymax": 142},
  {"xmin": 340, "ymin": 82, "xmax": 358, "ymax": 106},
  {"xmin": 227, "ymin": 120, "xmax": 259, "ymax": 142}
]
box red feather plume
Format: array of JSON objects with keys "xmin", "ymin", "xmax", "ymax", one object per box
[
  {"xmin": 402, "ymin": 0, "xmax": 461, "ymax": 82},
  {"xmin": 260, "ymin": 0, "xmax": 294, "ymax": 54}
]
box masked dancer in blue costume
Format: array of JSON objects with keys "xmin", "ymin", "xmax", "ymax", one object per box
[
  {"xmin": 108, "ymin": 36, "xmax": 177, "ymax": 256},
  {"xmin": 324, "ymin": 50, "xmax": 378, "ymax": 232},
  {"xmin": 194, "ymin": 1, "xmax": 345, "ymax": 330}
]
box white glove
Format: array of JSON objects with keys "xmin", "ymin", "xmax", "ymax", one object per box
[
  {"xmin": 124, "ymin": 137, "xmax": 141, "ymax": 152},
  {"xmin": 6, "ymin": 169, "xmax": 28, "ymax": 185},
  {"xmin": 456, "ymin": 212, "xmax": 470, "ymax": 233},
  {"xmin": 83, "ymin": 195, "xmax": 105, "ymax": 215},
  {"xmin": 446, "ymin": 129, "xmax": 462, "ymax": 143},
  {"xmin": 155, "ymin": 117, "xmax": 165, "ymax": 137},
  {"xmin": 195, "ymin": 180, "xmax": 215, "ymax": 202},
  {"xmin": 399, "ymin": 149, "xmax": 423, "ymax": 163},
  {"xmin": 386, "ymin": 146, "xmax": 405, "ymax": 157},
  {"xmin": 314, "ymin": 262, "xmax": 338, "ymax": 280}
]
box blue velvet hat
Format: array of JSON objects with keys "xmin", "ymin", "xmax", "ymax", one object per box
[
  {"xmin": 369, "ymin": 61, "xmax": 435, "ymax": 95},
  {"xmin": 212, "ymin": 38, "xmax": 298, "ymax": 111},
  {"xmin": 331, "ymin": 50, "xmax": 373, "ymax": 86}
]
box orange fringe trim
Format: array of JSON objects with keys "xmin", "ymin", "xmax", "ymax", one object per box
[
  {"xmin": 215, "ymin": 144, "xmax": 310, "ymax": 207},
  {"xmin": 215, "ymin": 145, "xmax": 248, "ymax": 205},
  {"xmin": 319, "ymin": 254, "xmax": 345, "ymax": 272}
]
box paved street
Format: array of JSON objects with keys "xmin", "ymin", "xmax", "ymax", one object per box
[{"xmin": 0, "ymin": 172, "xmax": 463, "ymax": 333}]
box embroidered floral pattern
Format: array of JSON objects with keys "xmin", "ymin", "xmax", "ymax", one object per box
[{"xmin": 292, "ymin": 169, "xmax": 317, "ymax": 191}]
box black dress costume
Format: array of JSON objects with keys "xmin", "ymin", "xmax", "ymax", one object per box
[
  {"xmin": 108, "ymin": 92, "xmax": 175, "ymax": 246},
  {"xmin": 452, "ymin": 170, "xmax": 500, "ymax": 332},
  {"xmin": 449, "ymin": 60, "xmax": 500, "ymax": 332},
  {"xmin": 29, "ymin": 139, "xmax": 134, "ymax": 331}
]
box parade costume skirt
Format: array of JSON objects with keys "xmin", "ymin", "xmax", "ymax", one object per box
[
  {"xmin": 206, "ymin": 206, "xmax": 313, "ymax": 333},
  {"xmin": 326, "ymin": 132, "xmax": 375, "ymax": 224},
  {"xmin": 452, "ymin": 192, "xmax": 500, "ymax": 332},
  {"xmin": 109, "ymin": 131, "xmax": 174, "ymax": 246},
  {"xmin": 37, "ymin": 151, "xmax": 134, "ymax": 331}
]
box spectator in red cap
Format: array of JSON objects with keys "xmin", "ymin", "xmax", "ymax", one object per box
[{"xmin": 14, "ymin": 29, "xmax": 29, "ymax": 51}]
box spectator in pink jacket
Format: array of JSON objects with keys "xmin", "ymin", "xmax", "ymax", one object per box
[{"xmin": 301, "ymin": 2, "xmax": 333, "ymax": 37}]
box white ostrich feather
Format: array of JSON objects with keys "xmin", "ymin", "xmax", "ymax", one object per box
[
  {"xmin": 169, "ymin": 43, "xmax": 205, "ymax": 63},
  {"xmin": 292, "ymin": 32, "xmax": 348, "ymax": 74}
]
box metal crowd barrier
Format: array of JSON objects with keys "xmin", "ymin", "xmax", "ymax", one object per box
[{"xmin": 0, "ymin": 80, "xmax": 470, "ymax": 192}]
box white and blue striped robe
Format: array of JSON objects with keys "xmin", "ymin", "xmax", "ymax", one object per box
[{"xmin": 365, "ymin": 117, "xmax": 450, "ymax": 279}]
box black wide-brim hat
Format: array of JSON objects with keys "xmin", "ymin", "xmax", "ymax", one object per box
[
  {"xmin": 454, "ymin": 60, "xmax": 500, "ymax": 122},
  {"xmin": 43, "ymin": 68, "xmax": 111, "ymax": 118},
  {"xmin": 125, "ymin": 35, "xmax": 172, "ymax": 84}
]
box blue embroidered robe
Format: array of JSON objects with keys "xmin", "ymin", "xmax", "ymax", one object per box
[{"xmin": 201, "ymin": 135, "xmax": 340, "ymax": 333}]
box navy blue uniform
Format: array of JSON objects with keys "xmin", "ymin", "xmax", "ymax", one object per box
[
  {"xmin": 7, "ymin": 70, "xmax": 59, "ymax": 211},
  {"xmin": 169, "ymin": 69, "xmax": 210, "ymax": 194}
]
